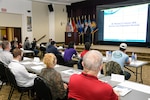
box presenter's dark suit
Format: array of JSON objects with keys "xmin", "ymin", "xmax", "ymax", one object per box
[{"xmin": 84, "ymin": 26, "xmax": 92, "ymax": 43}]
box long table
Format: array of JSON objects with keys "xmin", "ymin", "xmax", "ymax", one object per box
[
  {"xmin": 100, "ymin": 76, "xmax": 150, "ymax": 100},
  {"xmin": 103, "ymin": 57, "xmax": 148, "ymax": 83},
  {"xmin": 21, "ymin": 59, "xmax": 150, "ymax": 100}
]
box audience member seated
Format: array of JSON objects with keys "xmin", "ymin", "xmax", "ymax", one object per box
[
  {"xmin": 39, "ymin": 53, "xmax": 67, "ymax": 100},
  {"xmin": 46, "ymin": 38, "xmax": 52, "ymax": 48},
  {"xmin": 8, "ymin": 48, "xmax": 37, "ymax": 87},
  {"xmin": 10, "ymin": 37, "xmax": 18, "ymax": 50},
  {"xmin": 68, "ymin": 50, "xmax": 119, "ymax": 100},
  {"xmin": 78, "ymin": 42, "xmax": 91, "ymax": 69},
  {"xmin": 63, "ymin": 41, "xmax": 78, "ymax": 67},
  {"xmin": 2, "ymin": 35, "xmax": 7, "ymax": 41},
  {"xmin": 111, "ymin": 43, "xmax": 131, "ymax": 80},
  {"xmin": 0, "ymin": 41, "xmax": 13, "ymax": 66},
  {"xmin": 46, "ymin": 41, "xmax": 61, "ymax": 56},
  {"xmin": 31, "ymin": 38, "xmax": 39, "ymax": 56},
  {"xmin": 10, "ymin": 39, "xmax": 19, "ymax": 52},
  {"xmin": 23, "ymin": 37, "xmax": 31, "ymax": 50}
]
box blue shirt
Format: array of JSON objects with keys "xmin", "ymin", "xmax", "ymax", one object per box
[
  {"xmin": 111, "ymin": 50, "xmax": 129, "ymax": 70},
  {"xmin": 64, "ymin": 48, "xmax": 77, "ymax": 62},
  {"xmin": 46, "ymin": 45, "xmax": 61, "ymax": 55}
]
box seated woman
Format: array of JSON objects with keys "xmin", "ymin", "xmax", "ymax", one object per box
[
  {"xmin": 39, "ymin": 53, "xmax": 68, "ymax": 100},
  {"xmin": 63, "ymin": 41, "xmax": 78, "ymax": 67},
  {"xmin": 78, "ymin": 42, "xmax": 91, "ymax": 69}
]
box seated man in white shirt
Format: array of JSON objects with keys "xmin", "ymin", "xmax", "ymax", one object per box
[
  {"xmin": 0, "ymin": 41, "xmax": 13, "ymax": 66},
  {"xmin": 8, "ymin": 48, "xmax": 37, "ymax": 87}
]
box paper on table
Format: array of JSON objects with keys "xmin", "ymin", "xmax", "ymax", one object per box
[
  {"xmin": 31, "ymin": 66, "xmax": 45, "ymax": 71},
  {"xmin": 118, "ymin": 81, "xmax": 150, "ymax": 94},
  {"xmin": 61, "ymin": 69, "xmax": 81, "ymax": 75},
  {"xmin": 113, "ymin": 85, "xmax": 132, "ymax": 96},
  {"xmin": 55, "ymin": 65, "xmax": 60, "ymax": 68},
  {"xmin": 23, "ymin": 57, "xmax": 32, "ymax": 61},
  {"xmin": 20, "ymin": 61, "xmax": 32, "ymax": 65},
  {"xmin": 32, "ymin": 62, "xmax": 44, "ymax": 65},
  {"xmin": 111, "ymin": 74, "xmax": 125, "ymax": 82}
]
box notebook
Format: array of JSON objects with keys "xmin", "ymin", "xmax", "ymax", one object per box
[{"xmin": 113, "ymin": 85, "xmax": 132, "ymax": 96}]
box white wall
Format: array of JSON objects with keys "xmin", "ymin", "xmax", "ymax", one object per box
[
  {"xmin": 32, "ymin": 2, "xmax": 49, "ymax": 43},
  {"xmin": 0, "ymin": 0, "xmax": 68, "ymax": 43},
  {"xmin": 0, "ymin": 0, "xmax": 33, "ymax": 42},
  {"xmin": 53, "ymin": 4, "xmax": 67, "ymax": 42},
  {"xmin": 0, "ymin": 13, "xmax": 22, "ymax": 27}
]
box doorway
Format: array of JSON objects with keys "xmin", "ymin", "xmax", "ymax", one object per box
[{"xmin": 0, "ymin": 27, "xmax": 22, "ymax": 43}]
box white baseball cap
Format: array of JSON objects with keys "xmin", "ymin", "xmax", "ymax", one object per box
[{"xmin": 120, "ymin": 43, "xmax": 127, "ymax": 49}]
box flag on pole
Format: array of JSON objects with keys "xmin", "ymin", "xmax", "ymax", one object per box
[
  {"xmin": 84, "ymin": 15, "xmax": 87, "ymax": 24},
  {"xmin": 66, "ymin": 18, "xmax": 71, "ymax": 32},
  {"xmin": 81, "ymin": 16, "xmax": 84, "ymax": 31},
  {"xmin": 69, "ymin": 18, "xmax": 73, "ymax": 32},
  {"xmin": 77, "ymin": 16, "xmax": 83, "ymax": 33},
  {"xmin": 72, "ymin": 17, "xmax": 77, "ymax": 32},
  {"xmin": 91, "ymin": 14, "xmax": 97, "ymax": 30},
  {"xmin": 88, "ymin": 15, "xmax": 93, "ymax": 32}
]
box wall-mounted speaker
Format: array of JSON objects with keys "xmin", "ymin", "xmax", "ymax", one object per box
[{"xmin": 48, "ymin": 4, "xmax": 54, "ymax": 12}]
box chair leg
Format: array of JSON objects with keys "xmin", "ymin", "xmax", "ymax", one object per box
[
  {"xmin": 19, "ymin": 92, "xmax": 24, "ymax": 100},
  {"xmin": 0, "ymin": 82, "xmax": 4, "ymax": 90},
  {"xmin": 8, "ymin": 86, "xmax": 15, "ymax": 100},
  {"xmin": 0, "ymin": 85, "xmax": 2, "ymax": 90}
]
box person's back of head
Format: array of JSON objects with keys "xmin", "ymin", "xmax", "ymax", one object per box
[
  {"xmin": 43, "ymin": 53, "xmax": 57, "ymax": 68},
  {"xmin": 2, "ymin": 41, "xmax": 10, "ymax": 50},
  {"xmin": 25, "ymin": 37, "xmax": 28, "ymax": 41},
  {"xmin": 51, "ymin": 41, "xmax": 56, "ymax": 46},
  {"xmin": 84, "ymin": 42, "xmax": 91, "ymax": 50},
  {"xmin": 119, "ymin": 43, "xmax": 127, "ymax": 51},
  {"xmin": 68, "ymin": 41, "xmax": 75, "ymax": 49},
  {"xmin": 33, "ymin": 38, "xmax": 36, "ymax": 41},
  {"xmin": 82, "ymin": 50, "xmax": 103, "ymax": 72},
  {"xmin": 49, "ymin": 38, "xmax": 52, "ymax": 42},
  {"xmin": 12, "ymin": 48, "xmax": 22, "ymax": 58}
]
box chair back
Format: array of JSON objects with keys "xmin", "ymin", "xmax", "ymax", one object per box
[
  {"xmin": 0, "ymin": 61, "xmax": 8, "ymax": 82},
  {"xmin": 77, "ymin": 58, "xmax": 83, "ymax": 70},
  {"xmin": 55, "ymin": 54, "xmax": 65, "ymax": 65},
  {"xmin": 34, "ymin": 76, "xmax": 52, "ymax": 100},
  {"xmin": 105, "ymin": 61, "xmax": 123, "ymax": 76},
  {"xmin": 5, "ymin": 67, "xmax": 18, "ymax": 88}
]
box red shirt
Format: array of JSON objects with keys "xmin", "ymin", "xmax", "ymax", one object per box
[
  {"xmin": 80, "ymin": 50, "xmax": 89, "ymax": 58},
  {"xmin": 68, "ymin": 72, "xmax": 118, "ymax": 100}
]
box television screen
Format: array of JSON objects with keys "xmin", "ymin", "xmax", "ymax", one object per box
[{"xmin": 97, "ymin": 3, "xmax": 150, "ymax": 46}]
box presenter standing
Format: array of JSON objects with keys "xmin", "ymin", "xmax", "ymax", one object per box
[{"xmin": 84, "ymin": 22, "xmax": 92, "ymax": 44}]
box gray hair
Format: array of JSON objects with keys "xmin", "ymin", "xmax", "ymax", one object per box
[
  {"xmin": 82, "ymin": 50, "xmax": 103, "ymax": 71},
  {"xmin": 2, "ymin": 41, "xmax": 10, "ymax": 50}
]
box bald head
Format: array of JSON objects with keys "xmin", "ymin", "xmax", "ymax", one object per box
[{"xmin": 82, "ymin": 50, "xmax": 103, "ymax": 71}]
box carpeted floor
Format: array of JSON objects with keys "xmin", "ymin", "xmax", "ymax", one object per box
[{"xmin": 0, "ymin": 65, "xmax": 150, "ymax": 100}]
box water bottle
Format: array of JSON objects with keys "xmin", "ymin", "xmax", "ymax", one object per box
[
  {"xmin": 108, "ymin": 51, "xmax": 112, "ymax": 59},
  {"xmin": 134, "ymin": 53, "xmax": 137, "ymax": 61},
  {"xmin": 131, "ymin": 52, "xmax": 135, "ymax": 62}
]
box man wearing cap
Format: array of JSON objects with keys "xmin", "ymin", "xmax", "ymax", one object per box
[{"xmin": 111, "ymin": 43, "xmax": 131, "ymax": 80}]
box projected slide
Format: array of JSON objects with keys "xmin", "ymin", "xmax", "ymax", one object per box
[{"xmin": 103, "ymin": 4, "xmax": 149, "ymax": 42}]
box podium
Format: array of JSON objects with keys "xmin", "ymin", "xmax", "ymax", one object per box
[{"xmin": 65, "ymin": 32, "xmax": 79, "ymax": 45}]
